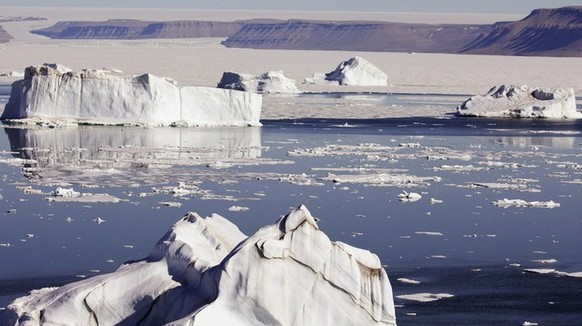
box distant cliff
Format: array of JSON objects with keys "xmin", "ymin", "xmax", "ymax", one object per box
[
  {"xmin": 32, "ymin": 19, "xmax": 248, "ymax": 39},
  {"xmin": 31, "ymin": 6, "xmax": 582, "ymax": 57},
  {"xmin": 222, "ymin": 19, "xmax": 489, "ymax": 53},
  {"xmin": 461, "ymin": 6, "xmax": 582, "ymax": 56}
]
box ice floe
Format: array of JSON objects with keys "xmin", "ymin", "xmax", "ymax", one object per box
[
  {"xmin": 491, "ymin": 198, "xmax": 560, "ymax": 208},
  {"xmin": 523, "ymin": 268, "xmax": 582, "ymax": 278},
  {"xmin": 397, "ymin": 278, "xmax": 421, "ymax": 284},
  {"xmin": 396, "ymin": 292, "xmax": 454, "ymax": 303},
  {"xmin": 1, "ymin": 205, "xmax": 396, "ymax": 325},
  {"xmin": 414, "ymin": 231, "xmax": 444, "ymax": 236}
]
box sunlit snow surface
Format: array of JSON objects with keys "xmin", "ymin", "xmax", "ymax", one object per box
[{"xmin": 1, "ymin": 92, "xmax": 582, "ymax": 324}]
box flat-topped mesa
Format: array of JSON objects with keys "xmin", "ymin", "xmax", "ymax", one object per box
[
  {"xmin": 217, "ymin": 71, "xmax": 300, "ymax": 94},
  {"xmin": 455, "ymin": 85, "xmax": 580, "ymax": 118},
  {"xmin": 2, "ymin": 64, "xmax": 262, "ymax": 127},
  {"xmin": 1, "ymin": 205, "xmax": 396, "ymax": 326},
  {"xmin": 305, "ymin": 56, "xmax": 388, "ymax": 86}
]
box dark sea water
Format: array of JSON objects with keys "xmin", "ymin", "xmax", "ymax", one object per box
[{"xmin": 1, "ymin": 90, "xmax": 581, "ymax": 325}]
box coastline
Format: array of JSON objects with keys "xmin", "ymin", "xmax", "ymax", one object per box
[{"xmin": 1, "ymin": 7, "xmax": 580, "ymax": 97}]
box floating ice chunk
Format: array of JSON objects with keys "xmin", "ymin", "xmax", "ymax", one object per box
[
  {"xmin": 228, "ymin": 205, "xmax": 249, "ymax": 212},
  {"xmin": 217, "ymin": 71, "xmax": 300, "ymax": 94},
  {"xmin": 159, "ymin": 202, "xmax": 182, "ymax": 208},
  {"xmin": 531, "ymin": 259, "xmax": 557, "ymax": 264},
  {"xmin": 492, "ymin": 198, "xmax": 560, "ymax": 208},
  {"xmin": 415, "ymin": 231, "xmax": 444, "ymax": 236},
  {"xmin": 397, "ymin": 278, "xmax": 421, "ymax": 284},
  {"xmin": 93, "ymin": 217, "xmax": 106, "ymax": 224},
  {"xmin": 48, "ymin": 193, "xmax": 121, "ymax": 203},
  {"xmin": 397, "ymin": 292, "xmax": 454, "ymax": 302},
  {"xmin": 429, "ymin": 198, "xmax": 443, "ymax": 204},
  {"xmin": 523, "ymin": 322, "xmax": 539, "ymax": 326},
  {"xmin": 524, "ymin": 268, "xmax": 582, "ymax": 278},
  {"xmin": 456, "ymin": 85, "xmax": 580, "ymax": 119},
  {"xmin": 52, "ymin": 187, "xmax": 80, "ymax": 197},
  {"xmin": 2, "ymin": 206, "xmax": 396, "ymax": 325},
  {"xmin": 523, "ymin": 268, "xmax": 556, "ymax": 274},
  {"xmin": 321, "ymin": 56, "xmax": 388, "ymax": 86},
  {"xmin": 398, "ymin": 191, "xmax": 422, "ymax": 202}
]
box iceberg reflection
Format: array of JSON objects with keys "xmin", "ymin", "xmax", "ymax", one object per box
[
  {"xmin": 3, "ymin": 126, "xmax": 262, "ymax": 185},
  {"xmin": 491, "ymin": 136, "xmax": 577, "ymax": 149}
]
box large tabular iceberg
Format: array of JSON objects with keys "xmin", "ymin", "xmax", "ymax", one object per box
[
  {"xmin": 2, "ymin": 64, "xmax": 262, "ymax": 126},
  {"xmin": 305, "ymin": 56, "xmax": 388, "ymax": 86},
  {"xmin": 455, "ymin": 85, "xmax": 580, "ymax": 118},
  {"xmin": 0, "ymin": 205, "xmax": 396, "ymax": 325},
  {"xmin": 217, "ymin": 71, "xmax": 300, "ymax": 94}
]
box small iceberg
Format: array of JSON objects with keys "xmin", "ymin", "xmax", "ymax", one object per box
[{"xmin": 398, "ymin": 190, "xmax": 422, "ymax": 202}]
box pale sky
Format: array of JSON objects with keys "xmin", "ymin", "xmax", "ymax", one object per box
[{"xmin": 1, "ymin": 0, "xmax": 581, "ymax": 14}]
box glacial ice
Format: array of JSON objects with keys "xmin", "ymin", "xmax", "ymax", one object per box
[
  {"xmin": 2, "ymin": 64, "xmax": 262, "ymax": 126},
  {"xmin": 217, "ymin": 71, "xmax": 300, "ymax": 94},
  {"xmin": 305, "ymin": 56, "xmax": 388, "ymax": 86},
  {"xmin": 1, "ymin": 205, "xmax": 396, "ymax": 326},
  {"xmin": 455, "ymin": 85, "xmax": 580, "ymax": 119}
]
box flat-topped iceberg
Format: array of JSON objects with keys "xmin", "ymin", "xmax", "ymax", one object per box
[
  {"xmin": 217, "ymin": 70, "xmax": 300, "ymax": 94},
  {"xmin": 455, "ymin": 85, "xmax": 580, "ymax": 119},
  {"xmin": 2, "ymin": 64, "xmax": 262, "ymax": 126},
  {"xmin": 1, "ymin": 205, "xmax": 396, "ymax": 326},
  {"xmin": 305, "ymin": 56, "xmax": 388, "ymax": 86}
]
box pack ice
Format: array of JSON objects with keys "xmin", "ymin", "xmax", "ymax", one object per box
[
  {"xmin": 217, "ymin": 71, "xmax": 300, "ymax": 94},
  {"xmin": 2, "ymin": 64, "xmax": 262, "ymax": 126},
  {"xmin": 455, "ymin": 85, "xmax": 580, "ymax": 118},
  {"xmin": 1, "ymin": 205, "xmax": 396, "ymax": 326},
  {"xmin": 305, "ymin": 56, "xmax": 388, "ymax": 86}
]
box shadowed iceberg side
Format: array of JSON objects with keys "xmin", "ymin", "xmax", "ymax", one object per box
[{"xmin": 0, "ymin": 205, "xmax": 397, "ymax": 326}]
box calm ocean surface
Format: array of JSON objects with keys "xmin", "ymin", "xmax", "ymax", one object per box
[{"xmin": 1, "ymin": 90, "xmax": 581, "ymax": 325}]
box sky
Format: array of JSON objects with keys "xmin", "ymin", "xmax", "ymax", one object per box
[{"xmin": 1, "ymin": 0, "xmax": 581, "ymax": 14}]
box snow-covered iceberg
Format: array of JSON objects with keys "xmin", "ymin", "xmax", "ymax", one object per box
[
  {"xmin": 217, "ymin": 71, "xmax": 300, "ymax": 94},
  {"xmin": 455, "ymin": 85, "xmax": 580, "ymax": 119},
  {"xmin": 305, "ymin": 56, "xmax": 388, "ymax": 86},
  {"xmin": 2, "ymin": 64, "xmax": 262, "ymax": 126},
  {"xmin": 0, "ymin": 205, "xmax": 396, "ymax": 326}
]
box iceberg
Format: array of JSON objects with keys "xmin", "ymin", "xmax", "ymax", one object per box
[
  {"xmin": 305, "ymin": 56, "xmax": 388, "ymax": 86},
  {"xmin": 455, "ymin": 85, "xmax": 580, "ymax": 119},
  {"xmin": 0, "ymin": 205, "xmax": 396, "ymax": 326},
  {"xmin": 2, "ymin": 64, "xmax": 262, "ymax": 126},
  {"xmin": 217, "ymin": 71, "xmax": 300, "ymax": 94}
]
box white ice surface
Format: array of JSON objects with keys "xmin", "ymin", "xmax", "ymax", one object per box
[
  {"xmin": 3, "ymin": 64, "xmax": 262, "ymax": 126},
  {"xmin": 2, "ymin": 205, "xmax": 396, "ymax": 326},
  {"xmin": 217, "ymin": 71, "xmax": 300, "ymax": 94},
  {"xmin": 396, "ymin": 292, "xmax": 454, "ymax": 303},
  {"xmin": 456, "ymin": 85, "xmax": 580, "ymax": 119},
  {"xmin": 307, "ymin": 56, "xmax": 388, "ymax": 86}
]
